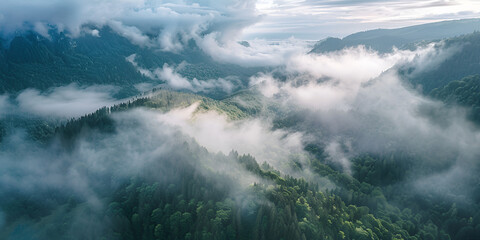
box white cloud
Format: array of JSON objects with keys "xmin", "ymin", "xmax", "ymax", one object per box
[
  {"xmin": 0, "ymin": 103, "xmax": 279, "ymax": 207},
  {"xmin": 155, "ymin": 102, "xmax": 305, "ymax": 169},
  {"xmin": 154, "ymin": 63, "xmax": 194, "ymax": 90},
  {"xmin": 251, "ymin": 42, "xmax": 480, "ymax": 194},
  {"xmin": 0, "ymin": 0, "xmax": 261, "ymax": 52},
  {"xmin": 127, "ymin": 54, "xmax": 237, "ymax": 93},
  {"xmin": 0, "ymin": 104, "xmax": 275, "ymax": 237},
  {"xmin": 125, "ymin": 54, "xmax": 156, "ymax": 79},
  {"xmin": 82, "ymin": 27, "xmax": 100, "ymax": 37},
  {"xmin": 251, "ymin": 45, "xmax": 449, "ymax": 112},
  {"xmin": 196, "ymin": 35, "xmax": 308, "ymax": 66},
  {"xmin": 245, "ymin": 0, "xmax": 480, "ymax": 39},
  {"xmin": 1, "ymin": 0, "xmax": 479, "ymax": 48},
  {"xmin": 16, "ymin": 84, "xmax": 118, "ymax": 118}
]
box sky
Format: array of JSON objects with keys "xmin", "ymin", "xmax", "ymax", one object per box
[
  {"xmin": 1, "ymin": 0, "xmax": 479, "ymax": 43},
  {"xmin": 244, "ymin": 0, "xmax": 480, "ymax": 39}
]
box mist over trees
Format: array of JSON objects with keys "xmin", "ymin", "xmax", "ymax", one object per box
[{"xmin": 2, "ymin": 1, "xmax": 480, "ymax": 239}]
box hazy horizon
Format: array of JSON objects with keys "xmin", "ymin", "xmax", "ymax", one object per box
[{"xmin": 244, "ymin": 0, "xmax": 480, "ymax": 40}]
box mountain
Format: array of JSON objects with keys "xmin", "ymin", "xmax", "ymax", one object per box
[
  {"xmin": 310, "ymin": 18, "xmax": 480, "ymax": 53},
  {"xmin": 3, "ymin": 89, "xmax": 474, "ymax": 240},
  {"xmin": 402, "ymin": 32, "xmax": 480, "ymax": 93},
  {"xmin": 4, "ymin": 14, "xmax": 480, "ymax": 240},
  {"xmin": 431, "ymin": 75, "xmax": 480, "ymax": 124},
  {"xmin": 0, "ymin": 28, "xmax": 262, "ymax": 99}
]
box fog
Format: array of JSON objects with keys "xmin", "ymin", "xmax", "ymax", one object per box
[
  {"xmin": 14, "ymin": 84, "xmax": 119, "ymax": 118},
  {"xmin": 0, "ymin": 105, "xmax": 269, "ymax": 238},
  {"xmin": 196, "ymin": 37, "xmax": 309, "ymax": 67},
  {"xmin": 2, "ymin": 38, "xmax": 477, "ymax": 201},
  {"xmin": 0, "ymin": 85, "xmax": 120, "ymax": 121},
  {"xmin": 248, "ymin": 42, "xmax": 480, "ymax": 200},
  {"xmin": 1, "ymin": 103, "xmax": 280, "ymax": 191},
  {"xmin": 155, "ymin": 102, "xmax": 306, "ymax": 172},
  {"xmin": 126, "ymin": 54, "xmax": 238, "ymax": 93},
  {"xmin": 3, "ymin": 1, "xmax": 480, "ymax": 239},
  {"xmin": 0, "ymin": 0, "xmax": 260, "ymax": 53}
]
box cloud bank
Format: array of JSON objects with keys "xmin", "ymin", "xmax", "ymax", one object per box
[
  {"xmin": 0, "ymin": 0, "xmax": 261, "ymax": 52},
  {"xmin": 0, "ymin": 98, "xmax": 308, "ymax": 205},
  {"xmin": 126, "ymin": 54, "xmax": 239, "ymax": 92},
  {"xmin": 249, "ymin": 0, "xmax": 480, "ymax": 39},
  {"xmin": 250, "ymin": 43, "xmax": 480, "ymax": 199},
  {"xmin": 0, "ymin": 102, "xmax": 301, "ymax": 234},
  {"xmin": 156, "ymin": 102, "xmax": 305, "ymax": 170},
  {"xmin": 0, "ymin": 84, "xmax": 119, "ymax": 119}
]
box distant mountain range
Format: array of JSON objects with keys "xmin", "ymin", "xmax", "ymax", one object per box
[{"xmin": 310, "ymin": 18, "xmax": 480, "ymax": 53}]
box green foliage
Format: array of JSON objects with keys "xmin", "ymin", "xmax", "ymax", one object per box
[
  {"xmin": 95, "ymin": 152, "xmax": 415, "ymax": 240},
  {"xmin": 1, "ymin": 29, "xmax": 150, "ymax": 97},
  {"xmin": 431, "ymin": 74, "xmax": 480, "ymax": 124},
  {"xmin": 53, "ymin": 89, "xmax": 249, "ymax": 147},
  {"xmin": 4, "ymin": 89, "xmax": 480, "ymax": 240},
  {"xmin": 0, "ymin": 28, "xmax": 263, "ymax": 99},
  {"xmin": 405, "ymin": 32, "xmax": 480, "ymax": 93}
]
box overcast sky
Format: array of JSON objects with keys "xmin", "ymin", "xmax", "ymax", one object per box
[
  {"xmin": 0, "ymin": 0, "xmax": 479, "ymax": 43},
  {"xmin": 243, "ymin": 0, "xmax": 480, "ymax": 40}
]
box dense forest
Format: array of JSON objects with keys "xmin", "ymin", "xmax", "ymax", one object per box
[
  {"xmin": 2, "ymin": 89, "xmax": 480, "ymax": 239},
  {"xmin": 402, "ymin": 32, "xmax": 480, "ymax": 93},
  {"xmin": 431, "ymin": 75, "xmax": 480, "ymax": 124},
  {"xmin": 2, "ymin": 6, "xmax": 480, "ymax": 239},
  {"xmin": 0, "ymin": 28, "xmax": 262, "ymax": 98}
]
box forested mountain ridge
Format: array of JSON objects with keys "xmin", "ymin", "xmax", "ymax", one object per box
[
  {"xmin": 402, "ymin": 32, "xmax": 480, "ymax": 93},
  {"xmin": 2, "ymin": 89, "xmax": 411, "ymax": 240},
  {"xmin": 2, "ymin": 4, "xmax": 480, "ymax": 237},
  {"xmin": 0, "ymin": 89, "xmax": 250, "ymax": 145},
  {"xmin": 2, "ymin": 89, "xmax": 480, "ymax": 239},
  {"xmin": 308, "ymin": 25, "xmax": 480, "ymax": 99},
  {"xmin": 431, "ymin": 75, "xmax": 480, "ymax": 124},
  {"xmin": 54, "ymin": 89, "xmax": 250, "ymax": 143},
  {"xmin": 310, "ymin": 18, "xmax": 480, "ymax": 53},
  {"xmin": 0, "ymin": 28, "xmax": 261, "ymax": 98},
  {"xmin": 0, "ymin": 29, "xmax": 149, "ymax": 97}
]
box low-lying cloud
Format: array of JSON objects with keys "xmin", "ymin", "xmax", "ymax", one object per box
[
  {"xmin": 0, "ymin": 104, "xmax": 273, "ymax": 238},
  {"xmin": 126, "ymin": 54, "xmax": 238, "ymax": 93},
  {"xmin": 251, "ymin": 42, "xmax": 480, "ymax": 199},
  {"xmin": 0, "ymin": 0, "xmax": 315, "ymax": 68},
  {"xmin": 2, "ymin": 84, "xmax": 119, "ymax": 119},
  {"xmin": 196, "ymin": 37, "xmax": 309, "ymax": 67},
  {"xmin": 156, "ymin": 102, "xmax": 305, "ymax": 170},
  {"xmin": 0, "ymin": 100, "xmax": 307, "ymax": 206},
  {"xmin": 1, "ymin": 97, "xmax": 318, "ymax": 239},
  {"xmin": 0, "ymin": 0, "xmax": 261, "ymax": 52}
]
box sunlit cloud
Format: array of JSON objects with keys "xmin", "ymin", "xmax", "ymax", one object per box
[{"xmin": 244, "ymin": 0, "xmax": 480, "ymax": 39}]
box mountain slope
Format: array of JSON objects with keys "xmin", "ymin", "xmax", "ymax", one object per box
[
  {"xmin": 310, "ymin": 18, "xmax": 480, "ymax": 53},
  {"xmin": 402, "ymin": 32, "xmax": 480, "ymax": 93},
  {"xmin": 0, "ymin": 28, "xmax": 262, "ymax": 98},
  {"xmin": 3, "ymin": 89, "xmax": 479, "ymax": 239},
  {"xmin": 0, "ymin": 89, "xmax": 435, "ymax": 240},
  {"xmin": 431, "ymin": 75, "xmax": 480, "ymax": 123}
]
